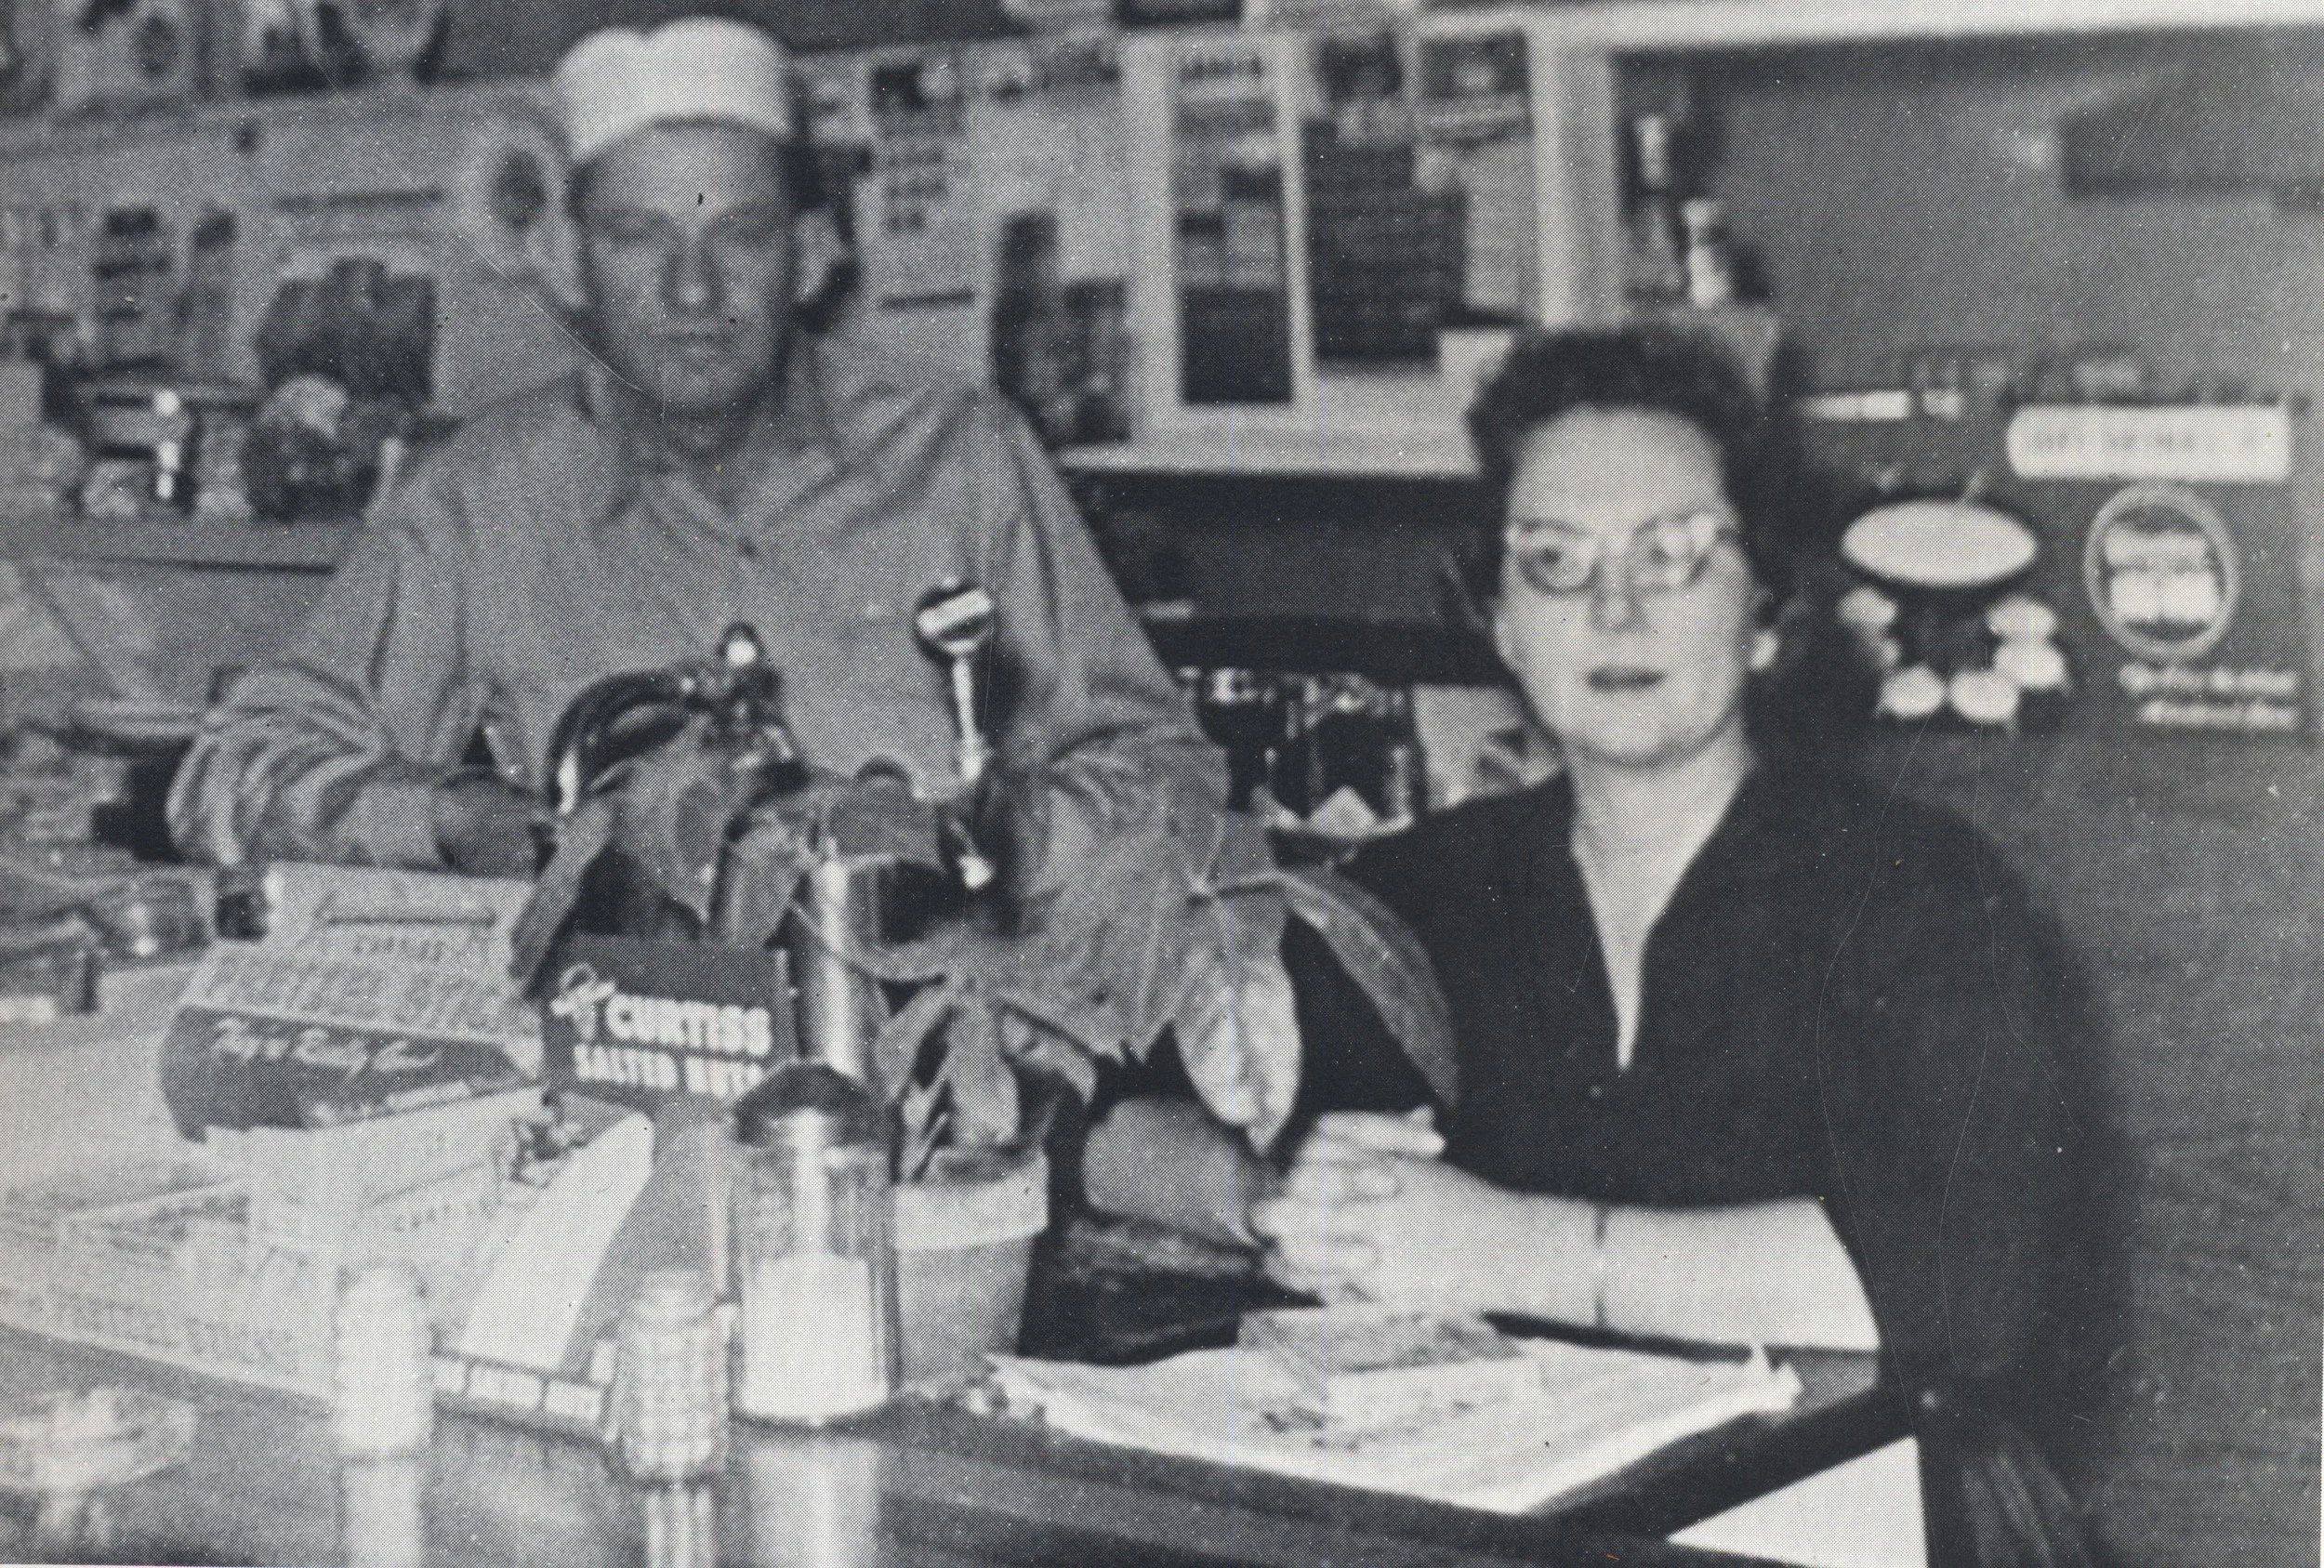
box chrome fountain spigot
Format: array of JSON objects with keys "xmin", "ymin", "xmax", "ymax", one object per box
[
  {"xmin": 913, "ymin": 581, "xmax": 999, "ymax": 892},
  {"xmin": 542, "ymin": 622, "xmax": 800, "ymax": 819},
  {"xmin": 914, "ymin": 581, "xmax": 997, "ymax": 788}
]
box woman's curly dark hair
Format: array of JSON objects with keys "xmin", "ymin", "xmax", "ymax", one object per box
[{"xmin": 1461, "ymin": 324, "xmax": 1867, "ymax": 760}]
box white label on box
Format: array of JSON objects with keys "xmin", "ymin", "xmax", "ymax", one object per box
[
  {"xmin": 2007, "ymin": 405, "xmax": 2291, "ymax": 484},
  {"xmin": 1800, "ymin": 389, "xmax": 1914, "ymax": 424}
]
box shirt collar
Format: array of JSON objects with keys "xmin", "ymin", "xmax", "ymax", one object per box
[
  {"xmin": 1518, "ymin": 762, "xmax": 1798, "ymax": 894},
  {"xmin": 576, "ymin": 332, "xmax": 851, "ymax": 478}
]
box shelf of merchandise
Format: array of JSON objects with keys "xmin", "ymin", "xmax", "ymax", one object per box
[
  {"xmin": 0, "ymin": 510, "xmax": 354, "ymax": 571},
  {"xmin": 1060, "ymin": 423, "xmax": 1477, "ymax": 481},
  {"xmin": 0, "ymin": 1, "xmax": 2306, "ymax": 493}
]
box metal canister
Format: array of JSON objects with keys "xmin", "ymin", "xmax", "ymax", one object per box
[{"xmin": 784, "ymin": 853, "xmax": 891, "ymax": 1091}]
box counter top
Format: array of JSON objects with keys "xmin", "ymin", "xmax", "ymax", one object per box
[
  {"xmin": 0, "ymin": 957, "xmax": 1903, "ymax": 1566},
  {"xmin": 0, "ymin": 1325, "xmax": 1893, "ymax": 1568}
]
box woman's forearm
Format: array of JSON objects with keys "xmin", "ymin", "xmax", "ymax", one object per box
[
  {"xmin": 1413, "ymin": 1189, "xmax": 1868, "ymax": 1347},
  {"xmin": 1084, "ymin": 1098, "xmax": 1880, "ymax": 1350},
  {"xmin": 1520, "ymin": 1195, "xmax": 1877, "ymax": 1350},
  {"xmin": 1083, "ymin": 1095, "xmax": 1271, "ymax": 1249}
]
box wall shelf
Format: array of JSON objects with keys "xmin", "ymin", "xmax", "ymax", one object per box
[
  {"xmin": 1442, "ymin": 0, "xmax": 2324, "ymax": 52},
  {"xmin": 1061, "ymin": 426, "xmax": 1477, "ymax": 480},
  {"xmin": 0, "ymin": 512, "xmax": 354, "ymax": 571},
  {"xmin": 0, "ymin": 78, "xmax": 538, "ymax": 162}
]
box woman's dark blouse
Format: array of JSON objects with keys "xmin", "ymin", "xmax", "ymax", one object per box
[{"xmin": 1287, "ymin": 766, "xmax": 2097, "ymax": 1403}]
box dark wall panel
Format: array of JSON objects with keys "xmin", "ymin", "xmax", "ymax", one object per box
[
  {"xmin": 436, "ymin": 0, "xmax": 1020, "ymax": 79},
  {"xmin": 1706, "ymin": 49, "xmax": 2322, "ymax": 1564}
]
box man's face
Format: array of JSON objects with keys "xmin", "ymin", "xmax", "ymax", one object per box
[{"xmin": 574, "ymin": 122, "xmax": 799, "ymax": 423}]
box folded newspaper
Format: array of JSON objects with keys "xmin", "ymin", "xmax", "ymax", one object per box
[{"xmin": 987, "ymin": 1329, "xmax": 1802, "ymax": 1514}]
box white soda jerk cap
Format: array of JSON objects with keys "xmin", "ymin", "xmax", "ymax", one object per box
[{"xmin": 553, "ymin": 17, "xmax": 795, "ymax": 166}]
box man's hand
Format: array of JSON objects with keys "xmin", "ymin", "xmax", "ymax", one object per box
[
  {"xmin": 432, "ymin": 773, "xmax": 545, "ymax": 878},
  {"xmin": 1249, "ymin": 1109, "xmax": 1528, "ymax": 1309}
]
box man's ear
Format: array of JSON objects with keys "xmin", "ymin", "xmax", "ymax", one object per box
[
  {"xmin": 1489, "ymin": 601, "xmax": 1517, "ymax": 670},
  {"xmin": 790, "ymin": 210, "xmax": 851, "ymax": 313}
]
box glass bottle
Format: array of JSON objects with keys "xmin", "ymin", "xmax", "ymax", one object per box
[
  {"xmin": 150, "ymin": 389, "xmax": 195, "ymax": 513},
  {"xmin": 1303, "ymin": 676, "xmax": 1387, "ymax": 819},
  {"xmin": 729, "ymin": 1062, "xmax": 900, "ymax": 1425},
  {"xmin": 1627, "ymin": 115, "xmax": 1687, "ymax": 305},
  {"xmin": 1193, "ymin": 667, "xmax": 1285, "ymax": 813},
  {"xmin": 1381, "ymin": 686, "xmax": 1424, "ymax": 827},
  {"xmin": 1680, "ymin": 198, "xmax": 1736, "ymax": 308}
]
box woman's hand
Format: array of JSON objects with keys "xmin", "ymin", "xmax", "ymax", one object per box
[{"xmin": 1249, "ymin": 1110, "xmax": 1531, "ymax": 1310}]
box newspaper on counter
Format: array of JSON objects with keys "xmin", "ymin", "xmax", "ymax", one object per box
[{"xmin": 987, "ymin": 1320, "xmax": 1802, "ymax": 1513}]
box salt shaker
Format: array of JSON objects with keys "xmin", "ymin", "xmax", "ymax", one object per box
[
  {"xmin": 641, "ymin": 1482, "xmax": 719, "ymax": 1568},
  {"xmin": 339, "ymin": 1457, "xmax": 425, "ymax": 1568},
  {"xmin": 611, "ymin": 1269, "xmax": 728, "ymax": 1482},
  {"xmin": 729, "ymin": 1061, "xmax": 900, "ymax": 1425},
  {"xmin": 333, "ymin": 1264, "xmax": 433, "ymax": 1459}
]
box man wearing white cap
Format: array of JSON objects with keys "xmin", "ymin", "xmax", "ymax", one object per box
[{"xmin": 171, "ymin": 18, "xmax": 1297, "ymax": 1138}]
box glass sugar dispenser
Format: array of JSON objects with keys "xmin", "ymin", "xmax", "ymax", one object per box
[{"xmin": 728, "ymin": 1061, "xmax": 901, "ymax": 1426}]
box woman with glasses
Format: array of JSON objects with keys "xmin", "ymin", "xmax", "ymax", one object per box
[{"xmin": 1086, "ymin": 329, "xmax": 2105, "ymax": 1533}]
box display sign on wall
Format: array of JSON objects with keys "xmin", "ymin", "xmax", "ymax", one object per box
[
  {"xmin": 1413, "ymin": 28, "xmax": 1537, "ymax": 327},
  {"xmin": 1109, "ymin": 18, "xmax": 1598, "ymax": 468},
  {"xmin": 2010, "ymin": 403, "xmax": 2309, "ymax": 739},
  {"xmin": 1807, "ymin": 401, "xmax": 2311, "ymax": 743},
  {"xmin": 865, "ymin": 52, "xmax": 979, "ymax": 308}
]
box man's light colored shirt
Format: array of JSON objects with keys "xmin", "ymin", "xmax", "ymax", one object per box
[{"xmin": 168, "ymin": 343, "xmax": 1219, "ymax": 869}]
